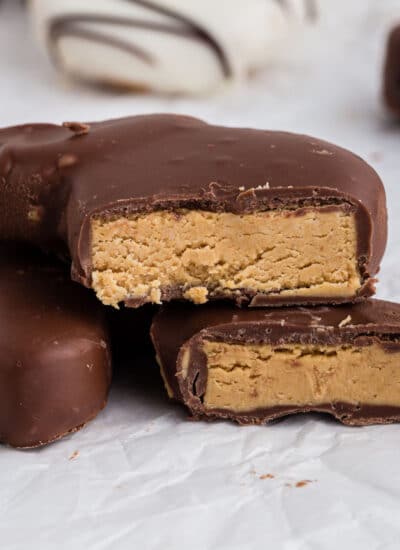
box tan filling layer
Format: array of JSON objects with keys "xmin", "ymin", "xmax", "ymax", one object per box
[
  {"xmin": 202, "ymin": 342, "xmax": 400, "ymax": 412},
  {"xmin": 91, "ymin": 208, "xmax": 360, "ymax": 307}
]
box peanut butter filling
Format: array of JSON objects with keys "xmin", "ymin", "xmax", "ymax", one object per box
[
  {"xmin": 91, "ymin": 207, "xmax": 360, "ymax": 307},
  {"xmin": 202, "ymin": 342, "xmax": 400, "ymax": 412}
]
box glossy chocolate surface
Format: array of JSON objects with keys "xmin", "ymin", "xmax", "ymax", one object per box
[
  {"xmin": 0, "ymin": 114, "xmax": 387, "ymax": 305},
  {"xmin": 151, "ymin": 300, "xmax": 400, "ymax": 425},
  {"xmin": 0, "ymin": 245, "xmax": 111, "ymax": 448}
]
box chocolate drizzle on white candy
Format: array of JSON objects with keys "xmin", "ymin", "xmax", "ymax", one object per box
[{"xmin": 31, "ymin": 0, "xmax": 317, "ymax": 94}]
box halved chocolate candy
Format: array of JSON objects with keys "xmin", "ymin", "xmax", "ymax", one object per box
[
  {"xmin": 0, "ymin": 246, "xmax": 111, "ymax": 448},
  {"xmin": 0, "ymin": 115, "xmax": 387, "ymax": 307},
  {"xmin": 151, "ymin": 300, "xmax": 400, "ymax": 426}
]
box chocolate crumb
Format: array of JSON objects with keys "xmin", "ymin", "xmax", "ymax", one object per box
[
  {"xmin": 259, "ymin": 473, "xmax": 274, "ymax": 480},
  {"xmin": 63, "ymin": 122, "xmax": 90, "ymax": 136},
  {"xmin": 295, "ymin": 479, "xmax": 313, "ymax": 488},
  {"xmin": 69, "ymin": 450, "xmax": 80, "ymax": 460}
]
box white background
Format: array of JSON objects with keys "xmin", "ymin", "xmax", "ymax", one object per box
[{"xmin": 1, "ymin": 1, "xmax": 400, "ymax": 548}]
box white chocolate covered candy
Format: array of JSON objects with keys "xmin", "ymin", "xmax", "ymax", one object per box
[{"xmin": 30, "ymin": 0, "xmax": 316, "ymax": 95}]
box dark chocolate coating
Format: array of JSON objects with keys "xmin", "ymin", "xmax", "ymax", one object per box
[
  {"xmin": 0, "ymin": 114, "xmax": 387, "ymax": 305},
  {"xmin": 0, "ymin": 245, "xmax": 111, "ymax": 448},
  {"xmin": 384, "ymin": 25, "xmax": 400, "ymax": 116},
  {"xmin": 151, "ymin": 300, "xmax": 400, "ymax": 426}
]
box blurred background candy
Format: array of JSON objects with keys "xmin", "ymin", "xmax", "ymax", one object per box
[
  {"xmin": 29, "ymin": 0, "xmax": 317, "ymax": 95},
  {"xmin": 383, "ymin": 25, "xmax": 400, "ymax": 116}
]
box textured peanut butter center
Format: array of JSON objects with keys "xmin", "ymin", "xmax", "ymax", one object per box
[
  {"xmin": 202, "ymin": 342, "xmax": 400, "ymax": 412},
  {"xmin": 91, "ymin": 207, "xmax": 360, "ymax": 307}
]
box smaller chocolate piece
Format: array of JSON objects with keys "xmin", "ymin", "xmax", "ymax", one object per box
[
  {"xmin": 151, "ymin": 300, "xmax": 400, "ymax": 426},
  {"xmin": 0, "ymin": 245, "xmax": 111, "ymax": 448},
  {"xmin": 384, "ymin": 25, "xmax": 400, "ymax": 116}
]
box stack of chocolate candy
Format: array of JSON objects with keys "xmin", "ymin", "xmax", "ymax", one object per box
[{"xmin": 1, "ymin": 113, "xmax": 399, "ymax": 449}]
